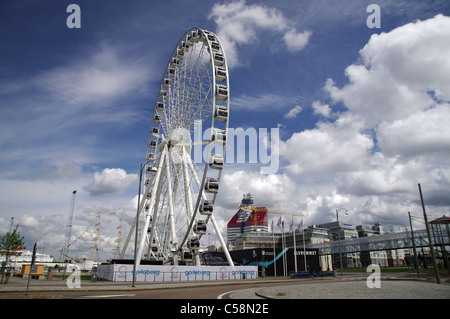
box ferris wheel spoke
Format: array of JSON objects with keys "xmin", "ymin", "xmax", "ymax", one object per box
[
  {"xmin": 135, "ymin": 145, "xmax": 167, "ymax": 266},
  {"xmin": 165, "ymin": 148, "xmax": 178, "ymax": 252}
]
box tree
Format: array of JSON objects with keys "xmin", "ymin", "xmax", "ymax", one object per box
[{"xmin": 0, "ymin": 225, "xmax": 25, "ymax": 278}]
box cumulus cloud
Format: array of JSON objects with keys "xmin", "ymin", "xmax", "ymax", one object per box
[
  {"xmin": 325, "ymin": 14, "xmax": 450, "ymax": 128},
  {"xmin": 84, "ymin": 168, "xmax": 138, "ymax": 196},
  {"xmin": 320, "ymin": 16, "xmax": 450, "ymax": 209},
  {"xmin": 280, "ymin": 116, "xmax": 373, "ymax": 176},
  {"xmin": 377, "ymin": 103, "xmax": 450, "ymax": 158},
  {"xmin": 209, "ymin": 0, "xmax": 311, "ymax": 67},
  {"xmin": 311, "ymin": 100, "xmax": 332, "ymax": 118},
  {"xmin": 277, "ymin": 15, "xmax": 450, "ymax": 228}
]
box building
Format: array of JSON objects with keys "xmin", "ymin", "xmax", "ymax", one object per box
[
  {"xmin": 356, "ymin": 222, "xmax": 387, "ymax": 267},
  {"xmin": 227, "ymin": 193, "xmax": 269, "ymax": 244},
  {"xmin": 224, "ymin": 193, "xmax": 420, "ymax": 271},
  {"xmin": 356, "ymin": 222, "xmax": 384, "ymax": 237},
  {"xmin": 233, "ymin": 231, "xmax": 280, "ymax": 250},
  {"xmin": 318, "ymin": 221, "xmax": 359, "ymax": 241}
]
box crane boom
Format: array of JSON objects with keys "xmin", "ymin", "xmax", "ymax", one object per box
[
  {"xmin": 238, "ymin": 204, "xmax": 304, "ymax": 216},
  {"xmin": 61, "ymin": 190, "xmax": 77, "ymax": 260},
  {"xmin": 267, "ymin": 209, "xmax": 304, "ymax": 217}
]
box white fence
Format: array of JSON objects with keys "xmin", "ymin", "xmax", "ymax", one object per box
[{"xmin": 97, "ymin": 264, "xmax": 258, "ymax": 282}]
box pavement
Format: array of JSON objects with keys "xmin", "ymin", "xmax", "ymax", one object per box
[{"xmin": 1, "ymin": 272, "xmax": 449, "ymax": 299}]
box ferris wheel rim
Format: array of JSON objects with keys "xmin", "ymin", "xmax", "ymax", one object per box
[{"xmin": 136, "ymin": 28, "xmax": 231, "ymax": 265}]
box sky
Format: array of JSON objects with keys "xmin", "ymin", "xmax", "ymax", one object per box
[{"xmin": 1, "ymin": 0, "xmax": 449, "ymax": 261}]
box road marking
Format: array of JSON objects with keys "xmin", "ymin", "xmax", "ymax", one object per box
[{"xmin": 217, "ymin": 290, "xmax": 237, "ymax": 299}]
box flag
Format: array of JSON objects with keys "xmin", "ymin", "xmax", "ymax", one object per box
[
  {"xmin": 277, "ymin": 216, "xmax": 282, "ymax": 229},
  {"xmin": 297, "ymin": 219, "xmax": 303, "ymax": 231},
  {"xmin": 290, "ymin": 218, "xmax": 294, "ymax": 232},
  {"xmin": 271, "ymin": 220, "xmax": 274, "ymax": 232}
]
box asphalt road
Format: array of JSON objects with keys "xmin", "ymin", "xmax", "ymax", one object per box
[{"xmin": 54, "ymin": 280, "xmax": 291, "ymax": 299}]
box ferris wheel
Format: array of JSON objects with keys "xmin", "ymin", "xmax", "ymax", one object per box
[{"xmin": 121, "ymin": 28, "xmax": 233, "ymax": 267}]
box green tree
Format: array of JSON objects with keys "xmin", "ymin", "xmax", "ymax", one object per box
[{"xmin": 0, "ymin": 225, "xmax": 25, "ymax": 270}]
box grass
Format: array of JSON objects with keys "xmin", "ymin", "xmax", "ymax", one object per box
[{"xmin": 50, "ymin": 274, "xmax": 93, "ymax": 281}]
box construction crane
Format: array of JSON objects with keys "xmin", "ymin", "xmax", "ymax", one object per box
[
  {"xmin": 61, "ymin": 190, "xmax": 77, "ymax": 261},
  {"xmin": 60, "ymin": 251, "xmax": 81, "ymax": 263},
  {"xmin": 237, "ymin": 204, "xmax": 304, "ymax": 230}
]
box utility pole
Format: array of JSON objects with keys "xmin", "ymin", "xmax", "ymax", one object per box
[{"xmin": 418, "ymin": 183, "xmax": 441, "ymax": 284}]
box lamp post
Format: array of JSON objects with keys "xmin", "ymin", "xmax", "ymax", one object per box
[{"xmin": 336, "ymin": 208, "xmax": 348, "ymax": 278}]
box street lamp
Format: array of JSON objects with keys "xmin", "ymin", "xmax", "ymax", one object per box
[{"xmin": 336, "ymin": 208, "xmax": 348, "ymax": 277}]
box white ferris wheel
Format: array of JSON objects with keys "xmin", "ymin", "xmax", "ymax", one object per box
[{"xmin": 121, "ymin": 28, "xmax": 233, "ymax": 267}]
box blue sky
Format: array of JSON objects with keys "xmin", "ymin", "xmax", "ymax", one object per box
[{"xmin": 1, "ymin": 0, "xmax": 450, "ymax": 260}]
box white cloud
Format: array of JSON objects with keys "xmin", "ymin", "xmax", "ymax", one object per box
[
  {"xmin": 283, "ymin": 28, "xmax": 312, "ymax": 53},
  {"xmin": 311, "ymin": 100, "xmax": 332, "ymax": 118},
  {"xmin": 325, "ymin": 14, "xmax": 450, "ymax": 127},
  {"xmin": 84, "ymin": 168, "xmax": 138, "ymax": 196},
  {"xmin": 232, "ymin": 94, "xmax": 284, "ymax": 111},
  {"xmin": 377, "ymin": 103, "xmax": 450, "ymax": 158},
  {"xmin": 209, "ymin": 0, "xmax": 311, "ymax": 67},
  {"xmin": 273, "ymin": 15, "xmax": 450, "ymax": 230},
  {"xmin": 36, "ymin": 43, "xmax": 152, "ymax": 106},
  {"xmin": 307, "ymin": 14, "xmax": 450, "ymax": 225},
  {"xmin": 280, "ymin": 116, "xmax": 373, "ymax": 176},
  {"xmin": 284, "ymin": 105, "xmax": 303, "ymax": 119}
]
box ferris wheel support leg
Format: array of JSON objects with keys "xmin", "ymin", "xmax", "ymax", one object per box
[
  {"xmin": 210, "ymin": 214, "xmax": 234, "ymax": 268},
  {"xmin": 165, "ymin": 151, "xmax": 179, "ymax": 258},
  {"xmin": 185, "ymin": 153, "xmax": 234, "ymax": 268},
  {"xmin": 136, "ymin": 146, "xmax": 167, "ymax": 268},
  {"xmin": 146, "ymin": 152, "xmax": 168, "ymax": 261},
  {"xmin": 195, "ymin": 253, "xmax": 201, "ymax": 267},
  {"xmin": 120, "ymin": 162, "xmax": 158, "ymax": 259},
  {"xmin": 146, "ymin": 176, "xmax": 165, "ymax": 260},
  {"xmin": 119, "ymin": 213, "xmax": 136, "ymax": 259}
]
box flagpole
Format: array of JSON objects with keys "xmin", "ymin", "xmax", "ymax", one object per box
[
  {"xmin": 272, "ymin": 220, "xmax": 276, "ymax": 277},
  {"xmin": 292, "ymin": 218, "xmax": 297, "ymax": 273},
  {"xmin": 302, "ymin": 226, "xmax": 307, "ymax": 272},
  {"xmin": 282, "ymin": 227, "xmax": 286, "ymax": 276}
]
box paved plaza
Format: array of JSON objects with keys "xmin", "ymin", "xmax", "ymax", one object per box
[{"xmin": 228, "ymin": 278, "xmax": 450, "ymax": 299}]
